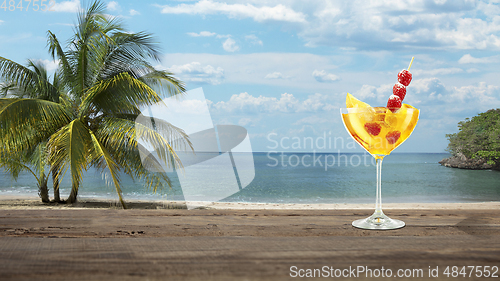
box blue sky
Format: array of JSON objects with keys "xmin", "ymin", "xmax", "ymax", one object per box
[{"xmin": 1, "ymin": 0, "xmax": 500, "ymax": 153}]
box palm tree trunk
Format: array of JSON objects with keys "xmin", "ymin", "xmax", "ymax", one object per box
[
  {"xmin": 52, "ymin": 168, "xmax": 61, "ymax": 202},
  {"xmin": 67, "ymin": 183, "xmax": 78, "ymax": 204},
  {"xmin": 38, "ymin": 174, "xmax": 50, "ymax": 203}
]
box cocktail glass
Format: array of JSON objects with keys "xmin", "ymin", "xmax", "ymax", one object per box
[{"xmin": 340, "ymin": 106, "xmax": 419, "ymax": 230}]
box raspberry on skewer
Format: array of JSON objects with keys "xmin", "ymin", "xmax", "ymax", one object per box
[
  {"xmin": 397, "ymin": 57, "xmax": 414, "ymax": 86},
  {"xmin": 388, "ymin": 57, "xmax": 413, "ymax": 111},
  {"xmin": 392, "ymin": 82, "xmax": 406, "ymax": 101},
  {"xmin": 398, "ymin": 70, "xmax": 412, "ymax": 86},
  {"xmin": 387, "ymin": 95, "xmax": 402, "ymax": 113}
]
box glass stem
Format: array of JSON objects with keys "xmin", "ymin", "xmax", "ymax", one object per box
[{"xmin": 375, "ymin": 157, "xmax": 384, "ymax": 215}]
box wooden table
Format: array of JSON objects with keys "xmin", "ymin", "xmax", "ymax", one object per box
[{"xmin": 0, "ymin": 209, "xmax": 499, "ymax": 280}]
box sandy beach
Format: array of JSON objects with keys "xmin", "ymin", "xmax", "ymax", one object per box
[
  {"xmin": 0, "ymin": 197, "xmax": 499, "ymax": 280},
  {"xmin": 2, "ymin": 196, "xmax": 500, "ymax": 210}
]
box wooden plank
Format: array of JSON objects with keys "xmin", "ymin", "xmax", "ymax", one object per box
[{"xmin": 0, "ymin": 209, "xmax": 499, "ymax": 280}]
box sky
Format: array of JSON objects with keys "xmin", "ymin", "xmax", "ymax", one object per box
[{"xmin": 1, "ymin": 0, "xmax": 500, "ymax": 153}]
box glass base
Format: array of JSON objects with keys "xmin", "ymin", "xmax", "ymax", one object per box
[{"xmin": 352, "ymin": 210, "xmax": 405, "ymax": 230}]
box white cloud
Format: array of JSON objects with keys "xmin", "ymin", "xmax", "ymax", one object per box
[
  {"xmin": 107, "ymin": 1, "xmax": 119, "ymax": 11},
  {"xmin": 410, "ymin": 78, "xmax": 448, "ymax": 104},
  {"xmin": 216, "ymin": 34, "xmax": 231, "ymax": 39},
  {"xmin": 129, "ymin": 9, "xmax": 140, "ymax": 16},
  {"xmin": 478, "ymin": 1, "xmax": 500, "ymax": 17},
  {"xmin": 301, "ymin": 93, "xmax": 338, "ymax": 111},
  {"xmin": 322, "ymin": 77, "xmax": 500, "ymax": 154},
  {"xmin": 245, "ymin": 34, "xmax": 263, "ymax": 46},
  {"xmin": 351, "ymin": 83, "xmax": 393, "ymax": 105},
  {"xmin": 312, "ymin": 70, "xmax": 340, "ymax": 82},
  {"xmin": 167, "ymin": 62, "xmax": 224, "ymax": 85},
  {"xmin": 293, "ymin": 116, "xmax": 329, "ymax": 125},
  {"xmin": 413, "ymin": 68, "xmax": 464, "ymax": 76},
  {"xmin": 162, "ymin": 52, "xmax": 341, "ymax": 90},
  {"xmin": 38, "ymin": 59, "xmax": 60, "ymax": 72},
  {"xmin": 298, "ymin": 0, "xmax": 500, "ymax": 50},
  {"xmin": 222, "ymin": 38, "xmax": 239, "ymax": 52},
  {"xmin": 238, "ymin": 118, "xmax": 253, "ymax": 126},
  {"xmin": 0, "ymin": 33, "xmax": 32, "ymax": 43},
  {"xmin": 409, "ymin": 78, "xmax": 500, "ymax": 117},
  {"xmin": 187, "ymin": 31, "xmax": 236, "ymax": 52},
  {"xmin": 450, "ymin": 82, "xmax": 500, "ymax": 105},
  {"xmin": 265, "ymin": 72, "xmax": 289, "ymax": 79},
  {"xmin": 355, "ymin": 78, "xmax": 500, "ymax": 117},
  {"xmin": 211, "ymin": 92, "xmax": 297, "ymax": 113},
  {"xmin": 51, "ymin": 0, "xmax": 80, "ymax": 12},
  {"xmin": 205, "ymin": 74, "xmax": 500, "ymax": 153},
  {"xmin": 49, "ymin": 23, "xmax": 75, "ymax": 27},
  {"xmin": 159, "ymin": 0, "xmax": 307, "ymax": 23},
  {"xmin": 162, "ymin": 1, "xmax": 500, "ymax": 51},
  {"xmin": 353, "ymin": 85, "xmax": 378, "ymax": 101},
  {"xmin": 0, "ymin": 20, "xmax": 4, "ymax": 24},
  {"xmin": 458, "ymin": 54, "xmax": 500, "ymax": 64},
  {"xmin": 187, "ymin": 31, "xmax": 217, "ymax": 37},
  {"xmin": 350, "ymin": 78, "xmax": 450, "ymax": 108},
  {"xmin": 210, "ymin": 92, "xmax": 337, "ymax": 114}
]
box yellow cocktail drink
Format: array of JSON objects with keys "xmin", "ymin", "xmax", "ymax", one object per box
[
  {"xmin": 341, "ymin": 57, "xmax": 419, "ymax": 230},
  {"xmin": 341, "ymin": 106, "xmax": 419, "ymax": 157}
]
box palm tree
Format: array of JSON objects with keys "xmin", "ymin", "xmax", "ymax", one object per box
[
  {"xmin": 0, "ymin": 60, "xmax": 63, "ymax": 202},
  {"xmin": 0, "ymin": 60, "xmax": 67, "ymax": 202},
  {"xmin": 0, "ymin": 142, "xmax": 50, "ymax": 202},
  {"xmin": 0, "ymin": 0, "xmax": 190, "ymax": 208}
]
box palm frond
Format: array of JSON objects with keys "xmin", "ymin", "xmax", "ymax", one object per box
[
  {"xmin": 135, "ymin": 142, "xmax": 169, "ymax": 175},
  {"xmin": 88, "ymin": 128, "xmax": 127, "ymax": 208},
  {"xmin": 108, "ymin": 31, "xmax": 162, "ymax": 63},
  {"xmin": 0, "ymin": 57, "xmax": 54, "ymax": 99},
  {"xmin": 0, "ymin": 56, "xmax": 35, "ymax": 89},
  {"xmin": 79, "ymin": 72, "xmax": 164, "ymax": 117},
  {"xmin": 0, "ymin": 99, "xmax": 71, "ymax": 152},
  {"xmin": 97, "ymin": 51, "xmax": 154, "ymax": 81},
  {"xmin": 98, "ymin": 116, "xmax": 191, "ymax": 166},
  {"xmin": 27, "ymin": 59, "xmax": 49, "ymax": 81},
  {"xmin": 74, "ymin": 0, "xmax": 107, "ymax": 45},
  {"xmin": 47, "ymin": 119, "xmax": 91, "ymax": 199},
  {"xmin": 97, "ymin": 10, "xmax": 124, "ymax": 35},
  {"xmin": 29, "ymin": 141, "xmax": 48, "ymax": 175},
  {"xmin": 134, "ymin": 117, "xmax": 192, "ymax": 170},
  {"xmin": 0, "ymin": 139, "xmax": 48, "ymax": 183},
  {"xmin": 0, "ymin": 82, "xmax": 23, "ymax": 98},
  {"xmin": 95, "ymin": 116, "xmax": 192, "ymax": 192},
  {"xmin": 139, "ymin": 69, "xmax": 186, "ymax": 99},
  {"xmin": 71, "ymin": 0, "xmax": 119, "ymax": 94},
  {"xmin": 0, "ymin": 148, "xmax": 37, "ymax": 181},
  {"xmin": 47, "ymin": 31, "xmax": 75, "ymax": 91},
  {"xmin": 89, "ymin": 129, "xmax": 127, "ymax": 206}
]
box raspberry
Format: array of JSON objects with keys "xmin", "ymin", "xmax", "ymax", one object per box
[
  {"xmin": 386, "ymin": 131, "xmax": 401, "ymax": 144},
  {"xmin": 392, "ymin": 83, "xmax": 406, "ymax": 101},
  {"xmin": 364, "ymin": 122, "xmax": 381, "ymax": 136},
  {"xmin": 386, "ymin": 95, "xmax": 402, "ymax": 113},
  {"xmin": 398, "ymin": 69, "xmax": 412, "ymax": 86}
]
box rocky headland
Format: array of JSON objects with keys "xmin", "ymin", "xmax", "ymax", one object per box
[{"xmin": 439, "ymin": 152, "xmax": 496, "ymax": 170}]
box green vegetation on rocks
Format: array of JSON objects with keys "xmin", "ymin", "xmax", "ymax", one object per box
[{"xmin": 442, "ymin": 109, "xmax": 500, "ymax": 170}]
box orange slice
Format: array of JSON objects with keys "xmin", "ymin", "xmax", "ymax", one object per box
[
  {"xmin": 402, "ymin": 103, "xmax": 416, "ymax": 109},
  {"xmin": 346, "ymin": 93, "xmax": 370, "ymax": 108}
]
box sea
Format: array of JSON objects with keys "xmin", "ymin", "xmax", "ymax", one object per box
[{"xmin": 1, "ymin": 152, "xmax": 499, "ymax": 204}]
